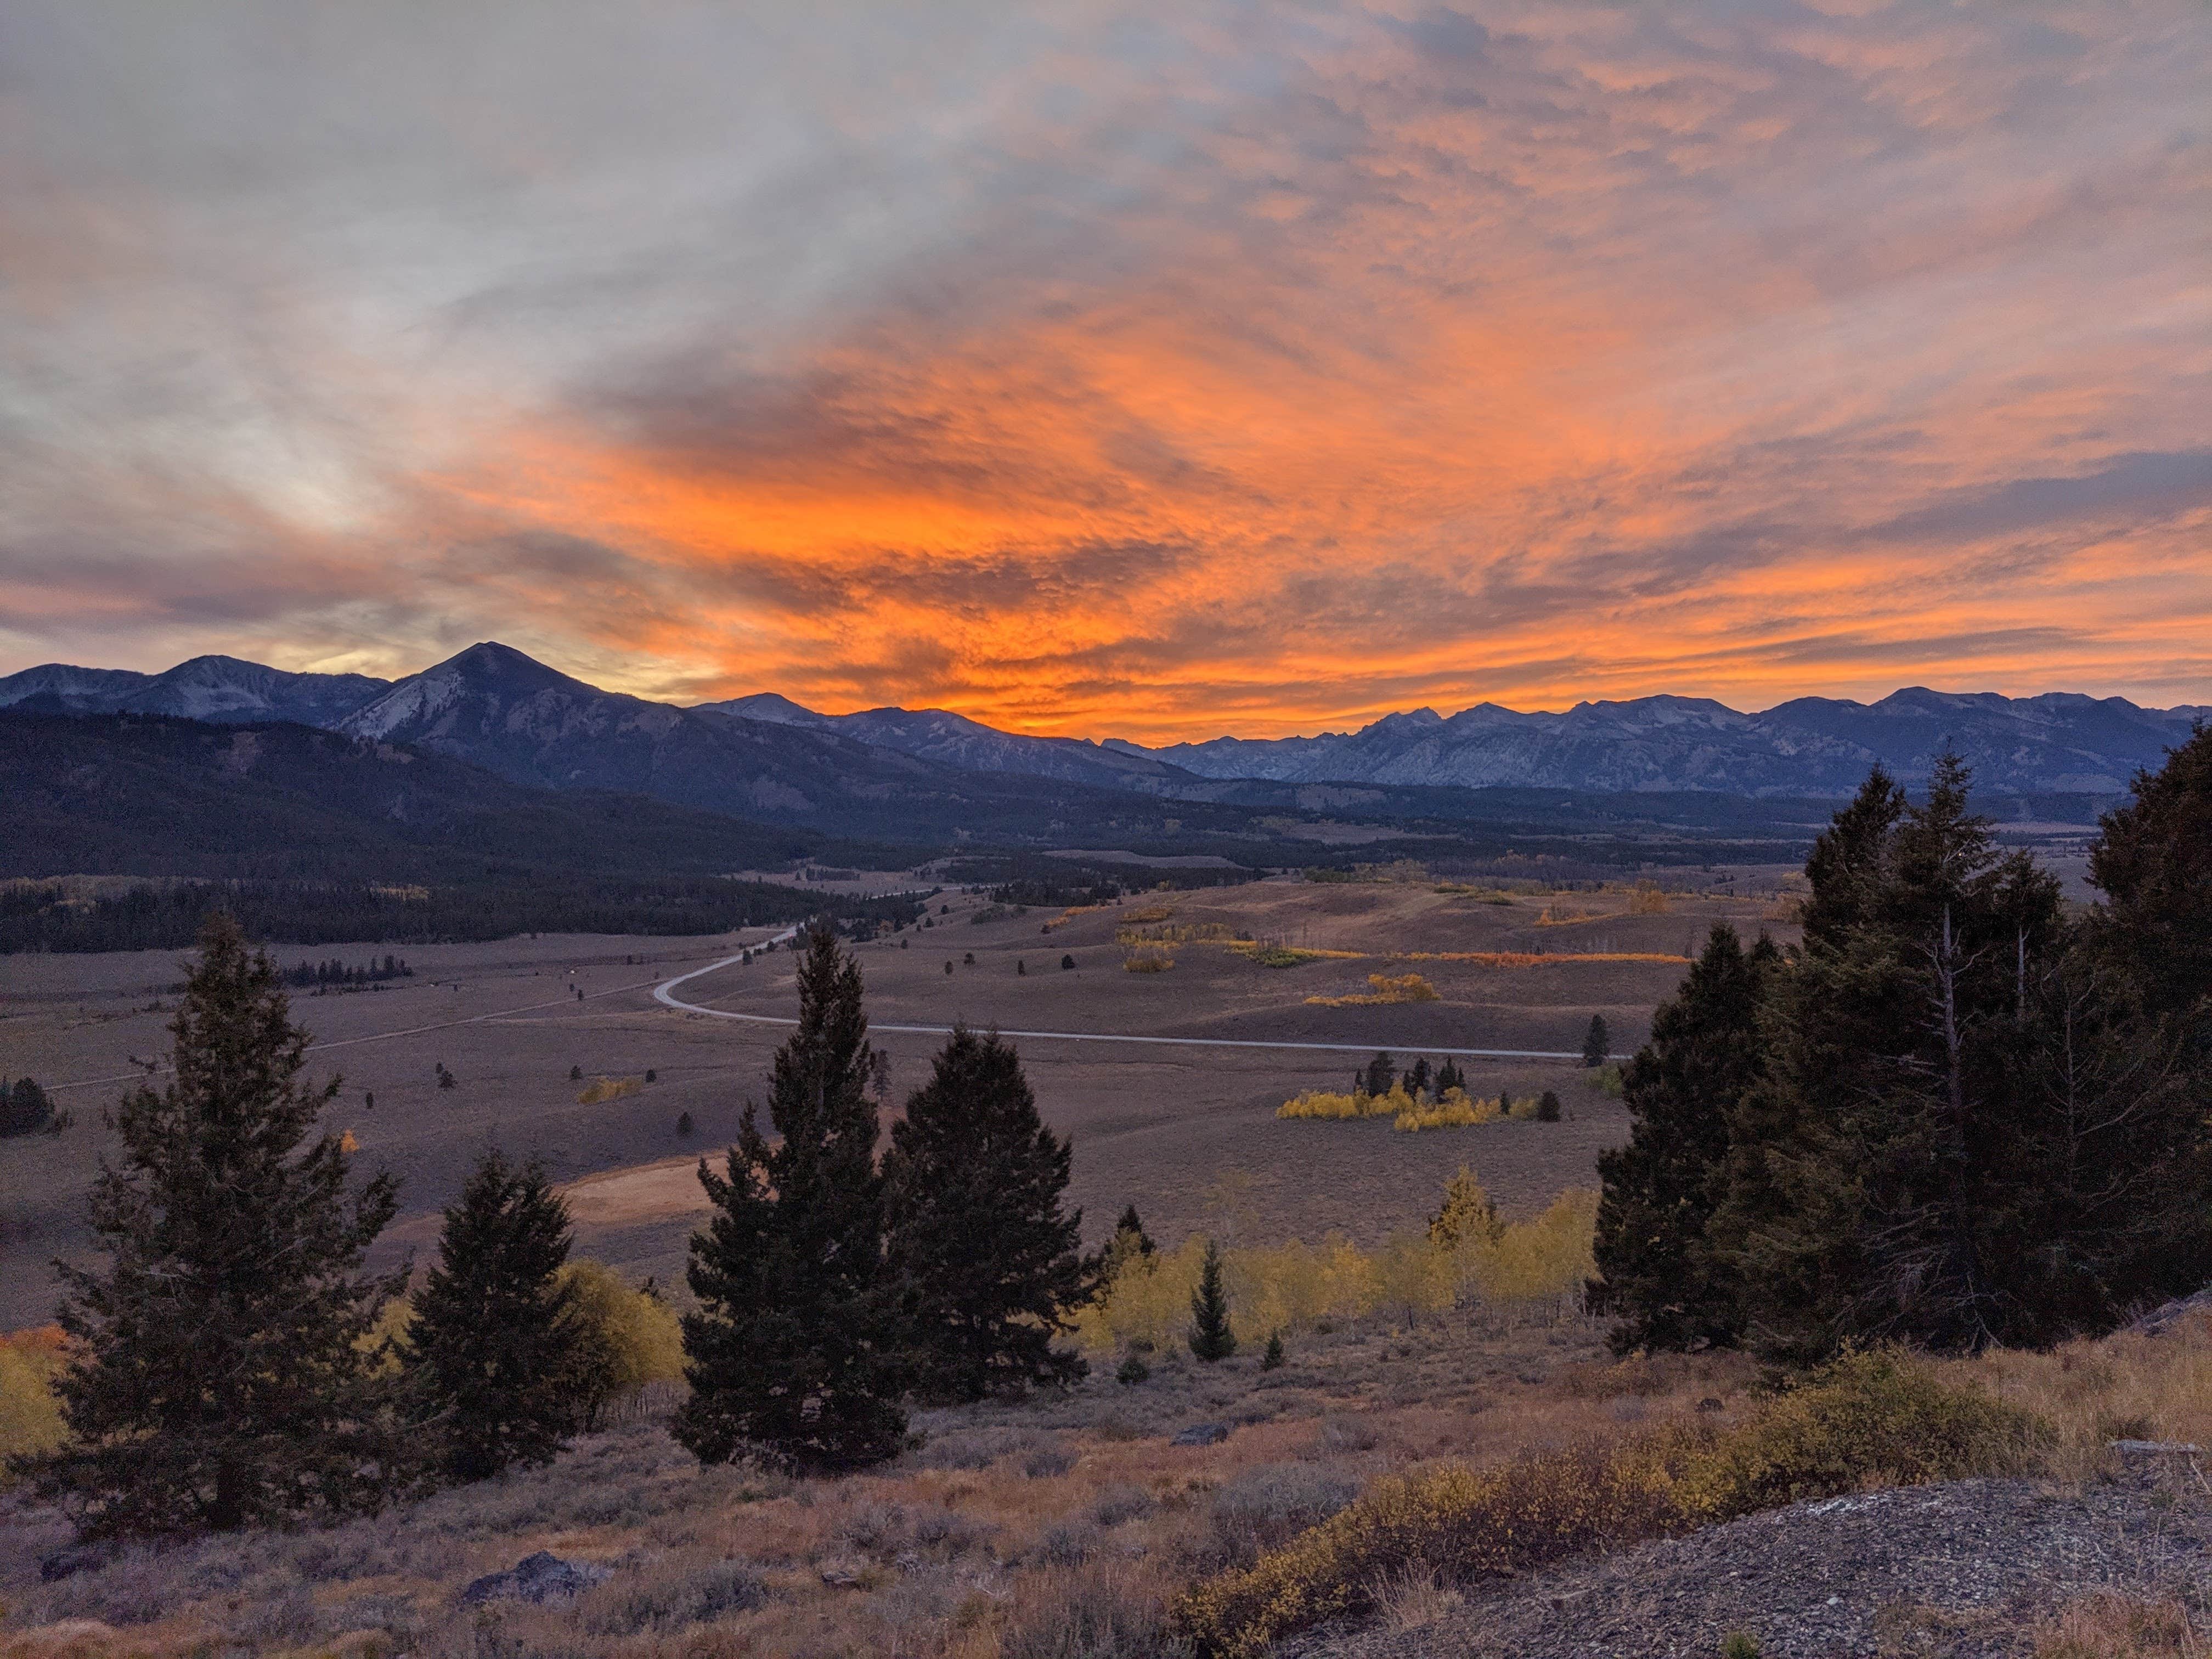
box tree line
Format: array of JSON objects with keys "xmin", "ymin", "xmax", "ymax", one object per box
[
  {"xmin": 0, "ymin": 877, "xmax": 923, "ymax": 954},
  {"xmin": 13, "ymin": 915, "xmax": 1090, "ymax": 1537},
  {"xmin": 1591, "ymin": 732, "xmax": 2212, "ymax": 1359}
]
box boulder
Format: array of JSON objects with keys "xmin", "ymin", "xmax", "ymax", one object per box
[
  {"xmin": 1171, "ymin": 1422, "xmax": 1232, "ymax": 1447},
  {"xmin": 38, "ymin": 1546, "xmax": 113, "ymax": 1583},
  {"xmin": 458, "ymin": 1550, "xmax": 611, "ymax": 1607}
]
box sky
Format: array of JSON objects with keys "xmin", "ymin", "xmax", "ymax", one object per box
[{"xmin": 1, "ymin": 2, "xmax": 2207, "ymax": 741}]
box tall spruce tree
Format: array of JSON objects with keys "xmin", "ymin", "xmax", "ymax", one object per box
[
  {"xmin": 1187, "ymin": 1238, "xmax": 1237, "ymax": 1362},
  {"xmin": 1718, "ymin": 756, "xmax": 2073, "ymax": 1356},
  {"xmin": 2089, "ymin": 723, "xmax": 2212, "ymax": 1025},
  {"xmin": 674, "ymin": 927, "xmax": 905, "ymax": 1474},
  {"xmin": 405, "ymin": 1149, "xmax": 585, "ymax": 1482},
  {"xmin": 1582, "ymin": 1015, "xmax": 1610, "ymax": 1068},
  {"xmin": 1589, "ymin": 924, "xmax": 1776, "ymax": 1355},
  {"xmin": 883, "ymin": 1024, "xmax": 1087, "ymax": 1400},
  {"xmin": 22, "ymin": 913, "xmax": 404, "ymax": 1537}
]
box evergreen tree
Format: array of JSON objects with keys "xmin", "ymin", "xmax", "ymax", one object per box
[
  {"xmin": 1362, "ymin": 1051, "xmax": 1396, "ymax": 1098},
  {"xmin": 1, "ymin": 1076, "xmax": 53, "ymax": 1137},
  {"xmin": 883, "ymin": 1024, "xmax": 1087, "ymax": 1401},
  {"xmin": 2089, "ymin": 723, "xmax": 2212, "ymax": 1024},
  {"xmin": 1404, "ymin": 1058, "xmax": 1433, "ymax": 1101},
  {"xmin": 1187, "ymin": 1238, "xmax": 1237, "ymax": 1362},
  {"xmin": 405, "ymin": 1150, "xmax": 585, "ymax": 1482},
  {"xmin": 21, "ymin": 914, "xmax": 404, "ymax": 1537},
  {"xmin": 675, "ymin": 927, "xmax": 905, "ymax": 1474},
  {"xmin": 1719, "ymin": 756, "xmax": 2072, "ymax": 1356},
  {"xmin": 1582, "ymin": 1016, "xmax": 1610, "ymax": 1068},
  {"xmin": 1435, "ymin": 1059, "xmax": 1464, "ymax": 1097},
  {"xmin": 1114, "ymin": 1203, "xmax": 1156, "ymax": 1257},
  {"xmin": 1536, "ymin": 1089, "xmax": 1562, "ymax": 1121},
  {"xmin": 1589, "ymin": 924, "xmax": 1776, "ymax": 1354}
]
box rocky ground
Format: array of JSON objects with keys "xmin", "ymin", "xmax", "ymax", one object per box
[{"xmin": 1304, "ymin": 1459, "xmax": 2212, "ymax": 1659}]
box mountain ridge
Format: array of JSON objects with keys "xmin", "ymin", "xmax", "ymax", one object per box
[{"xmin": 4, "ymin": 645, "xmax": 2200, "ymax": 802}]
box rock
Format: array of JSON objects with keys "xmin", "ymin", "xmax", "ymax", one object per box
[
  {"xmin": 38, "ymin": 1546, "xmax": 113, "ymax": 1583},
  {"xmin": 2109, "ymin": 1439, "xmax": 2204, "ymax": 1457},
  {"xmin": 1171, "ymin": 1422, "xmax": 1232, "ymax": 1447},
  {"xmin": 458, "ymin": 1550, "xmax": 611, "ymax": 1607},
  {"xmin": 819, "ymin": 1561, "xmax": 865, "ymax": 1588},
  {"xmin": 2128, "ymin": 1286, "xmax": 2212, "ymax": 1336}
]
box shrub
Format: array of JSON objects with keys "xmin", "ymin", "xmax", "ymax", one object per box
[
  {"xmin": 1536, "ymin": 1090, "xmax": 1562, "ymax": 1121},
  {"xmin": 1124, "ymin": 949, "xmax": 1175, "ymax": 973},
  {"xmin": 0, "ymin": 1327, "xmax": 68, "ymax": 1481},
  {"xmin": 1306, "ymin": 973, "xmax": 1437, "ymax": 1007},
  {"xmin": 1672, "ymin": 1348, "xmax": 2051, "ymax": 1516},
  {"xmin": 1062, "ymin": 955, "xmax": 1076, "ymax": 970},
  {"xmin": 1176, "ymin": 1347, "xmax": 2050, "ymax": 1656},
  {"xmin": 577, "ymin": 1075, "xmax": 642, "ymax": 1105},
  {"xmin": 1116, "ymin": 1354, "xmax": 1151, "ymax": 1386}
]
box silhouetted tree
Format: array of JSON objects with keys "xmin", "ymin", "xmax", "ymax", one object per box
[
  {"xmin": 884, "ymin": 1025, "xmax": 1086, "ymax": 1400},
  {"xmin": 405, "ymin": 1150, "xmax": 584, "ymax": 1482},
  {"xmin": 675, "ymin": 929, "xmax": 904, "ymax": 1474},
  {"xmin": 22, "ymin": 915, "xmax": 404, "ymax": 1537},
  {"xmin": 1590, "ymin": 924, "xmax": 1776, "ymax": 1354},
  {"xmin": 1582, "ymin": 1016, "xmax": 1610, "ymax": 1068},
  {"xmin": 1362, "ymin": 1051, "xmax": 1396, "ymax": 1098}
]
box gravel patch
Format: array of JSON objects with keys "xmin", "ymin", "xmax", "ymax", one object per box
[{"xmin": 1301, "ymin": 1469, "xmax": 2212, "ymax": 1658}]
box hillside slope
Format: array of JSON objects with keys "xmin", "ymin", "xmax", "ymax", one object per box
[{"xmin": 0, "ymin": 709, "xmax": 824, "ymax": 882}]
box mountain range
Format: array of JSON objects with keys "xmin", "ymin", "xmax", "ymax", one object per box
[{"xmin": 3, "ymin": 645, "xmax": 2200, "ymax": 817}]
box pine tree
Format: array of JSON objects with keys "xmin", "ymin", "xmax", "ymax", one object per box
[
  {"xmin": 1187, "ymin": 1239, "xmax": 1237, "ymax": 1362},
  {"xmin": 1589, "ymin": 924, "xmax": 1776, "ymax": 1354},
  {"xmin": 22, "ymin": 913, "xmax": 404, "ymax": 1537},
  {"xmin": 2089, "ymin": 723, "xmax": 2212, "ymax": 1023},
  {"xmin": 1581, "ymin": 1016, "xmax": 1610, "ymax": 1068},
  {"xmin": 1114, "ymin": 1203, "xmax": 1156, "ymax": 1257},
  {"xmin": 1435, "ymin": 1059, "xmax": 1464, "ymax": 1097},
  {"xmin": 1719, "ymin": 756, "xmax": 2071, "ymax": 1356},
  {"xmin": 883, "ymin": 1025, "xmax": 1087, "ymax": 1400},
  {"xmin": 1536, "ymin": 1090, "xmax": 1562, "ymax": 1121},
  {"xmin": 405, "ymin": 1150, "xmax": 585, "ymax": 1482},
  {"xmin": 1362, "ymin": 1051, "xmax": 1396, "ymax": 1098},
  {"xmin": 1, "ymin": 1076, "xmax": 53, "ymax": 1137},
  {"xmin": 675, "ymin": 927, "xmax": 905, "ymax": 1474},
  {"xmin": 1404, "ymin": 1058, "xmax": 1432, "ymax": 1101},
  {"xmin": 1261, "ymin": 1330, "xmax": 1285, "ymax": 1370}
]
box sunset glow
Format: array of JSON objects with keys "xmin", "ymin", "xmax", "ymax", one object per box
[{"xmin": 2, "ymin": 3, "xmax": 2206, "ymax": 738}]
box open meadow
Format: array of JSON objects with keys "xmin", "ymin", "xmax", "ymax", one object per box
[{"xmin": 0, "ymin": 876, "xmax": 1786, "ymax": 1330}]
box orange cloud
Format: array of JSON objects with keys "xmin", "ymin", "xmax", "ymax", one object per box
[{"xmin": 2, "ymin": 2, "xmax": 2206, "ymax": 737}]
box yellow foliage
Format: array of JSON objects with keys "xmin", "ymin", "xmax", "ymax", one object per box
[
  {"xmin": 1427, "ymin": 1166, "xmax": 1503, "ymax": 1250},
  {"xmin": 1121, "ymin": 904, "xmax": 1175, "ymax": 923},
  {"xmin": 1627, "ymin": 881, "xmax": 1671, "ymax": 915},
  {"xmin": 557, "ymin": 1259, "xmax": 685, "ymax": 1404},
  {"xmin": 0, "ymin": 1328, "xmax": 68, "ymax": 1482},
  {"xmin": 1392, "ymin": 1090, "xmax": 1502, "ymax": 1131},
  {"xmin": 1075, "ymin": 1180, "xmax": 1600, "ymax": 1355},
  {"xmin": 1276, "ymin": 1086, "xmax": 1411, "ymax": 1121},
  {"xmin": 338, "ymin": 1128, "xmax": 360, "ymax": 1154},
  {"xmin": 578, "ymin": 1074, "xmax": 644, "ymax": 1104},
  {"xmin": 1305, "ymin": 972, "xmax": 1438, "ymax": 1007},
  {"xmin": 1455, "ymin": 1188, "xmax": 1599, "ymax": 1306},
  {"xmin": 1123, "ymin": 949, "xmax": 1175, "ymax": 973}
]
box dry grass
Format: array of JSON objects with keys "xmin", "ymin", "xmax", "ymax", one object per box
[
  {"xmin": 2034, "ymin": 1592, "xmax": 2207, "ymax": 1658},
  {"xmin": 577, "ymin": 1074, "xmax": 644, "ymax": 1105}
]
